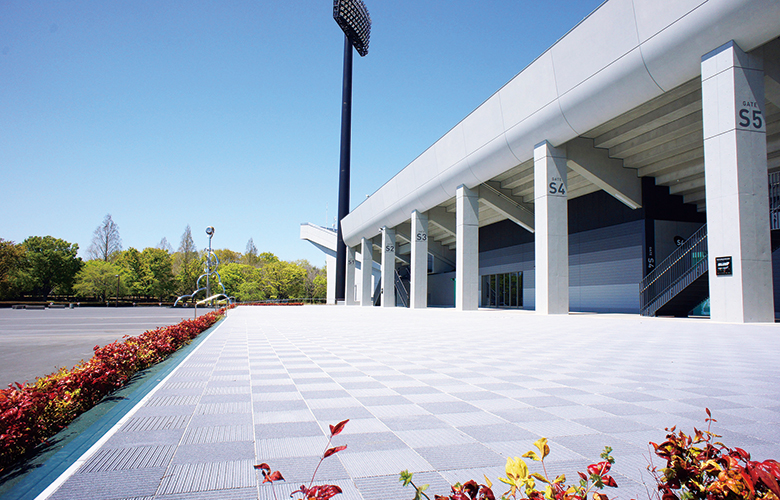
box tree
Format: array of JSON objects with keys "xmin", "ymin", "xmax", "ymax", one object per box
[
  {"xmin": 73, "ymin": 260, "xmax": 126, "ymax": 301},
  {"xmin": 0, "ymin": 239, "xmax": 24, "ymax": 299},
  {"xmin": 17, "ymin": 236, "xmax": 82, "ymax": 298},
  {"xmin": 237, "ymin": 281, "xmax": 266, "ymax": 301},
  {"xmin": 313, "ymin": 273, "xmax": 327, "ymax": 299},
  {"xmin": 114, "ymin": 248, "xmax": 144, "ymax": 297},
  {"xmin": 141, "ymin": 247, "xmax": 175, "ymax": 301},
  {"xmin": 157, "ymin": 237, "xmax": 173, "ymax": 253},
  {"xmin": 242, "ymin": 238, "xmax": 259, "ymax": 266},
  {"xmin": 258, "ymin": 260, "xmax": 305, "ymax": 299},
  {"xmin": 219, "ymin": 263, "xmax": 260, "ymax": 298},
  {"xmin": 295, "ymin": 259, "xmax": 325, "ymax": 300},
  {"xmin": 87, "ymin": 214, "xmax": 122, "ymax": 261},
  {"xmin": 173, "ymin": 225, "xmax": 199, "ymax": 295},
  {"xmin": 214, "ymin": 249, "xmax": 240, "ymax": 266},
  {"xmin": 258, "ymin": 252, "xmax": 280, "ymax": 267}
]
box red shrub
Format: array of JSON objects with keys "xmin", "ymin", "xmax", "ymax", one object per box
[{"xmin": 0, "ymin": 308, "xmax": 228, "ymax": 472}]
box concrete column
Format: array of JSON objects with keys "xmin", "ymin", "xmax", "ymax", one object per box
[
  {"xmin": 325, "ymin": 254, "xmax": 336, "ymax": 305},
  {"xmin": 456, "ymin": 185, "xmax": 479, "ymax": 310},
  {"xmin": 410, "ymin": 210, "xmax": 428, "ymax": 309},
  {"xmin": 345, "ymin": 245, "xmax": 357, "ymax": 305},
  {"xmin": 360, "ymin": 237, "xmax": 373, "ymax": 306},
  {"xmin": 702, "ymin": 41, "xmax": 773, "ymax": 323},
  {"xmin": 381, "ymin": 227, "xmax": 396, "ymax": 308},
  {"xmin": 534, "ymin": 141, "xmax": 569, "ymax": 315}
]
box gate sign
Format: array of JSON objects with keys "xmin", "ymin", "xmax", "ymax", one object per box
[
  {"xmin": 548, "ymin": 175, "xmax": 566, "ymax": 198},
  {"xmin": 735, "ymin": 69, "xmax": 765, "ymax": 133},
  {"xmin": 715, "ymin": 256, "xmax": 732, "ymax": 276}
]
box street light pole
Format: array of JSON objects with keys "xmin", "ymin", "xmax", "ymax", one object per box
[
  {"xmin": 115, "ymin": 275, "xmax": 119, "ymax": 308},
  {"xmin": 333, "ymin": 0, "xmax": 371, "ymax": 305}
]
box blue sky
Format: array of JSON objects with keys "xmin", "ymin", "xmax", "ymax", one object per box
[{"xmin": 2, "ymin": 0, "xmax": 603, "ymax": 266}]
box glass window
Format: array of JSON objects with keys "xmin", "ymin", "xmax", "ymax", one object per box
[{"xmin": 481, "ymin": 272, "xmax": 523, "ymax": 308}]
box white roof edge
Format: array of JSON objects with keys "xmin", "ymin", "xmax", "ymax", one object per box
[{"xmin": 341, "ymin": 0, "xmax": 780, "ymax": 248}]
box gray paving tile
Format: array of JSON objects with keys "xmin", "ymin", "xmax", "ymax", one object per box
[
  {"xmin": 355, "ymin": 471, "xmax": 449, "ymax": 500},
  {"xmin": 574, "ymin": 416, "xmax": 657, "ymax": 433},
  {"xmin": 156, "ymin": 459, "xmax": 255, "ymax": 495},
  {"xmin": 189, "ymin": 412, "xmax": 253, "ymax": 427},
  {"xmin": 45, "ymin": 307, "xmax": 780, "ymax": 500},
  {"xmin": 418, "ymin": 401, "xmax": 481, "ymax": 414},
  {"xmin": 50, "ymin": 468, "xmax": 166, "ymax": 500},
  {"xmin": 253, "ymin": 399, "xmax": 309, "ymax": 412},
  {"xmin": 257, "ymin": 435, "xmax": 330, "ymax": 459},
  {"xmin": 312, "ymin": 406, "xmax": 374, "ymax": 421},
  {"xmin": 182, "ymin": 425, "xmax": 253, "ymax": 444},
  {"xmin": 257, "ymin": 454, "xmax": 351, "ymax": 483},
  {"xmin": 415, "ymin": 443, "xmax": 504, "ymax": 470},
  {"xmin": 459, "ymin": 423, "xmax": 538, "ymax": 442},
  {"xmin": 80, "ymin": 445, "xmax": 176, "ymax": 473},
  {"xmin": 340, "ymin": 448, "xmax": 434, "ymax": 478}
]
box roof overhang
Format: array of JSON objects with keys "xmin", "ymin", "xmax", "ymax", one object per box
[{"xmin": 341, "ymin": 0, "xmax": 780, "ymax": 248}]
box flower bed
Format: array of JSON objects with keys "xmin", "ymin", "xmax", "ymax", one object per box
[
  {"xmin": 241, "ymin": 302, "xmax": 304, "ymax": 306},
  {"xmin": 0, "ymin": 308, "xmax": 227, "ymax": 472}
]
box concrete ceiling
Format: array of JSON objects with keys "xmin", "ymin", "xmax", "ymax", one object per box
[{"xmin": 420, "ymin": 70, "xmax": 780, "ymax": 254}]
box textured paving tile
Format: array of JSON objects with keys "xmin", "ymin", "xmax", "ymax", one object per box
[{"xmin": 46, "ymin": 307, "xmax": 780, "ymax": 500}]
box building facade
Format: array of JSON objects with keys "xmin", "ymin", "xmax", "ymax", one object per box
[{"xmin": 303, "ymin": 0, "xmax": 780, "ymax": 323}]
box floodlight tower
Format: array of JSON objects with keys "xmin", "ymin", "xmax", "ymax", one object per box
[{"xmin": 333, "ymin": 0, "xmax": 371, "ymax": 304}]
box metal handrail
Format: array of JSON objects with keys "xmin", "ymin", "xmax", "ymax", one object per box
[
  {"xmin": 639, "ymin": 224, "xmax": 708, "ymax": 315},
  {"xmin": 769, "ymin": 172, "xmax": 780, "ymax": 230},
  {"xmin": 395, "ymin": 269, "xmax": 409, "ymax": 308}
]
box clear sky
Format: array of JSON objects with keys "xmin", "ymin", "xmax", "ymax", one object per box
[{"xmin": 2, "ymin": 0, "xmax": 604, "ymax": 266}]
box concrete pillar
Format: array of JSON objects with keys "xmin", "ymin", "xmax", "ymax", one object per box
[
  {"xmin": 325, "ymin": 254, "xmax": 336, "ymax": 305},
  {"xmin": 411, "ymin": 210, "xmax": 428, "ymax": 309},
  {"xmin": 360, "ymin": 237, "xmax": 373, "ymax": 306},
  {"xmin": 345, "ymin": 245, "xmax": 357, "ymax": 305},
  {"xmin": 702, "ymin": 41, "xmax": 773, "ymax": 323},
  {"xmin": 381, "ymin": 227, "xmax": 396, "ymax": 308},
  {"xmin": 456, "ymin": 185, "xmax": 479, "ymax": 310},
  {"xmin": 534, "ymin": 141, "xmax": 569, "ymax": 314}
]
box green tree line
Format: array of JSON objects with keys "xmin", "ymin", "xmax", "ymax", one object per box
[{"xmin": 0, "ymin": 217, "xmax": 326, "ymax": 303}]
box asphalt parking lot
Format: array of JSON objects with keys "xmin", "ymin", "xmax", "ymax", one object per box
[{"xmin": 0, "ymin": 307, "xmax": 215, "ymax": 389}]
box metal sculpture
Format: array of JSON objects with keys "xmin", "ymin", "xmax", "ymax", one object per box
[{"xmin": 174, "ymin": 226, "xmax": 228, "ymax": 310}]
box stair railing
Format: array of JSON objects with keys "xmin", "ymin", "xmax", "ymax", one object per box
[
  {"xmin": 639, "ymin": 224, "xmax": 708, "ymax": 316},
  {"xmin": 769, "ymin": 172, "xmax": 780, "ymax": 230},
  {"xmin": 394, "ymin": 270, "xmax": 410, "ymax": 308}
]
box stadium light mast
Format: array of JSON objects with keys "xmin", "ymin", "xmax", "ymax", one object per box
[{"xmin": 333, "ymin": 0, "xmax": 371, "ymax": 304}]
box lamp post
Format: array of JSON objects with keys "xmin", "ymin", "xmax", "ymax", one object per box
[
  {"xmin": 115, "ymin": 275, "xmax": 120, "ymax": 308},
  {"xmin": 333, "ymin": 0, "xmax": 371, "ymax": 304},
  {"xmin": 205, "ymin": 226, "xmax": 214, "ymax": 306}
]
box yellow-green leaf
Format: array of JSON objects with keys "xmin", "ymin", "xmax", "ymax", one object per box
[
  {"xmin": 505, "ymin": 456, "xmax": 528, "ymax": 480},
  {"xmin": 523, "ymin": 450, "xmax": 541, "ymax": 461},
  {"xmin": 484, "ymin": 475, "xmax": 493, "ymax": 489},
  {"xmin": 531, "ymin": 472, "xmax": 550, "ymax": 484},
  {"xmin": 534, "ymin": 437, "xmax": 550, "ymax": 460}
]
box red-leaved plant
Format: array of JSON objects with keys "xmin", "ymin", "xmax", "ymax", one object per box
[
  {"xmin": 648, "ymin": 409, "xmax": 780, "ymax": 500},
  {"xmin": 0, "ymin": 308, "xmax": 228, "ymax": 473},
  {"xmin": 255, "ymin": 419, "xmax": 349, "ymax": 500},
  {"xmin": 400, "ymin": 438, "xmax": 619, "ymax": 500}
]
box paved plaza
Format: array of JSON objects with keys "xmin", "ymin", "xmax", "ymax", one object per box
[{"xmin": 28, "ymin": 306, "xmax": 780, "ymax": 499}]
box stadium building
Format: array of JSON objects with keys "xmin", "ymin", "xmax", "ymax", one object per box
[{"xmin": 302, "ymin": 0, "xmax": 780, "ymax": 323}]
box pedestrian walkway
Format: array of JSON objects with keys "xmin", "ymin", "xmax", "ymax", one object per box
[{"xmin": 40, "ymin": 306, "xmax": 780, "ymax": 500}]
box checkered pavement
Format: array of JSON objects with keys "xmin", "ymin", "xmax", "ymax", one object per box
[{"xmin": 45, "ymin": 306, "xmax": 780, "ymax": 500}]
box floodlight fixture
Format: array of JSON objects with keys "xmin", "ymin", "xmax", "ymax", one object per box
[
  {"xmin": 205, "ymin": 226, "xmax": 214, "ymax": 236},
  {"xmin": 333, "ymin": 0, "xmax": 371, "ymax": 57}
]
